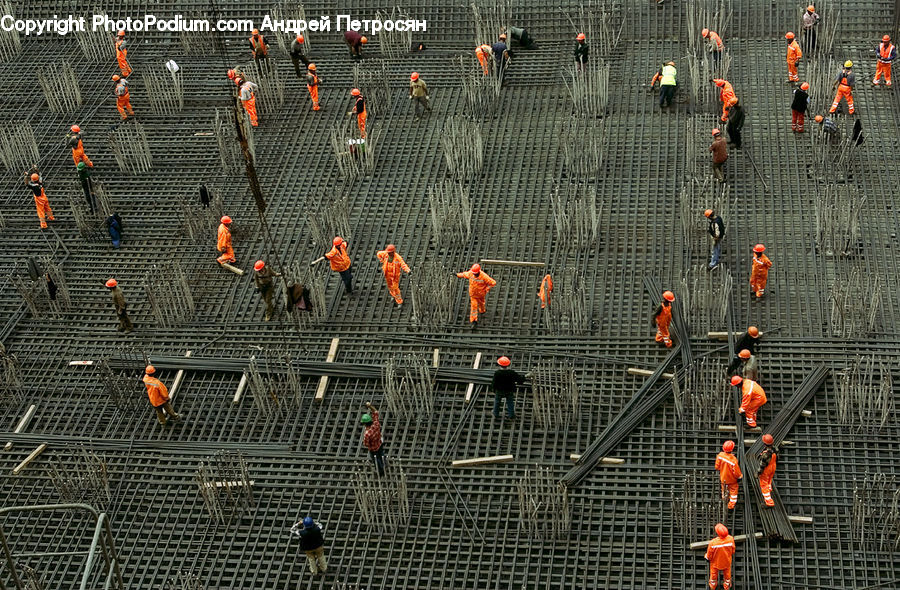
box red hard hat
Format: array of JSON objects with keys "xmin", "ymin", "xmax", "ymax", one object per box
[
  {"xmin": 333, "ymin": 236, "xmax": 343, "ymax": 246},
  {"xmin": 704, "ymin": 209, "xmax": 713, "ymax": 218},
  {"xmin": 297, "ymin": 34, "xmax": 305, "ymax": 43},
  {"xmin": 145, "ymin": 365, "xmax": 155, "ymax": 374},
  {"xmin": 71, "ymin": 124, "xmax": 80, "ymax": 133},
  {"xmin": 221, "ymin": 215, "xmax": 232, "ymax": 224},
  {"xmin": 714, "ymin": 79, "xmax": 725, "ymax": 87},
  {"xmin": 254, "ymin": 260, "xmax": 265, "ymax": 271},
  {"xmin": 497, "ymin": 356, "xmax": 511, "ymax": 367},
  {"xmin": 350, "ymin": 88, "xmax": 361, "ymax": 96},
  {"xmin": 722, "ymin": 440, "xmax": 735, "ymax": 452},
  {"xmin": 411, "ymin": 72, "xmax": 419, "ymax": 81},
  {"xmin": 227, "ymin": 69, "xmax": 235, "ymax": 79},
  {"xmin": 785, "ymin": 32, "xmax": 795, "ymax": 40},
  {"xmin": 117, "ymin": 30, "xmax": 125, "ymax": 37},
  {"xmin": 112, "ymin": 74, "xmax": 120, "ymax": 81},
  {"xmin": 715, "ymin": 523, "xmax": 728, "ymax": 538},
  {"xmin": 800, "ymin": 82, "xmax": 809, "ymax": 90},
  {"xmin": 386, "ymin": 244, "xmax": 396, "ymax": 252},
  {"xmin": 748, "ymin": 326, "xmax": 760, "ymax": 337},
  {"xmin": 739, "ymin": 349, "xmax": 751, "ymax": 359},
  {"xmin": 762, "ymin": 434, "xmax": 774, "ymax": 445},
  {"xmin": 663, "ymin": 290, "xmax": 675, "ymax": 302},
  {"xmin": 471, "ymin": 263, "xmax": 481, "ymax": 273},
  {"xmin": 30, "ymin": 173, "xmax": 39, "ymax": 181},
  {"xmin": 712, "ymin": 128, "xmax": 721, "ymax": 136},
  {"xmin": 884, "ymin": 35, "xmax": 891, "ymax": 42},
  {"xmin": 730, "ymin": 375, "xmax": 743, "ymax": 386},
  {"xmin": 105, "ymin": 278, "xmax": 117, "ymax": 288},
  {"xmin": 360, "ymin": 36, "xmax": 368, "ymax": 44},
  {"xmin": 576, "ymin": 33, "xmax": 586, "ymax": 41},
  {"xmin": 702, "ymin": 28, "xmax": 710, "ymax": 37},
  {"xmin": 754, "ymin": 243, "xmax": 766, "ymax": 253}
]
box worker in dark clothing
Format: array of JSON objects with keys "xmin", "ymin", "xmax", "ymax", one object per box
[
  {"xmin": 106, "ymin": 278, "xmax": 133, "ymax": 333},
  {"xmin": 291, "ymin": 516, "xmax": 327, "ymax": 575},
  {"xmin": 726, "ymin": 99, "xmax": 745, "ymax": 148},
  {"xmin": 814, "ymin": 114, "xmax": 841, "ymax": 145},
  {"xmin": 105, "ymin": 213, "xmax": 123, "ymax": 248},
  {"xmin": 492, "ymin": 34, "xmax": 511, "ymax": 82},
  {"xmin": 76, "ymin": 162, "xmax": 95, "ymax": 212},
  {"xmin": 726, "ymin": 326, "xmax": 760, "ymax": 374},
  {"xmin": 738, "ymin": 349, "xmax": 759, "ymax": 381},
  {"xmin": 253, "ymin": 260, "xmax": 280, "ymax": 321},
  {"xmin": 361, "ymin": 401, "xmax": 386, "ymax": 475},
  {"xmin": 492, "ymin": 356, "xmax": 526, "ymax": 420},
  {"xmin": 791, "ymin": 82, "xmax": 810, "ymax": 132},
  {"xmin": 574, "ymin": 33, "xmax": 589, "ymax": 71},
  {"xmin": 709, "ymin": 128, "xmax": 728, "ymax": 183},
  {"xmin": 290, "ymin": 34, "xmax": 310, "ymax": 78},
  {"xmin": 344, "ymin": 30, "xmax": 367, "ymax": 58},
  {"xmin": 705, "ymin": 209, "xmax": 725, "ymax": 270},
  {"xmin": 507, "ymin": 26, "xmax": 536, "ymax": 49},
  {"xmin": 650, "ymin": 61, "xmax": 678, "ymax": 108}
]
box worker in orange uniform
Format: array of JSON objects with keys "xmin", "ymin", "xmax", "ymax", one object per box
[
  {"xmin": 112, "ymin": 75, "xmax": 134, "ymax": 120},
  {"xmin": 115, "ymin": 30, "xmax": 131, "ymax": 77},
  {"xmin": 715, "ymin": 440, "xmax": 742, "ymax": 509},
  {"xmin": 757, "ymin": 433, "xmax": 777, "ymax": 507},
  {"xmin": 25, "ymin": 169, "xmax": 54, "ymax": 229},
  {"xmin": 705, "ymin": 523, "xmax": 735, "ymax": 590},
  {"xmin": 348, "ymin": 88, "xmax": 367, "ymax": 138},
  {"xmin": 306, "ymin": 64, "xmax": 321, "ymax": 111},
  {"xmin": 375, "ymin": 244, "xmax": 411, "ymax": 305},
  {"xmin": 830, "ymin": 61, "xmax": 855, "ymax": 115},
  {"xmin": 731, "ymin": 375, "xmax": 767, "ymax": 428},
  {"xmin": 749, "ymin": 243, "xmax": 772, "ymax": 298},
  {"xmin": 538, "ymin": 274, "xmax": 553, "ymax": 309},
  {"xmin": 713, "ymin": 79, "xmax": 738, "ymax": 122},
  {"xmin": 785, "ymin": 32, "xmax": 802, "ymax": 84},
  {"xmin": 456, "ymin": 263, "xmax": 496, "ymax": 327},
  {"xmin": 701, "ymin": 28, "xmax": 724, "ymax": 63},
  {"xmin": 216, "ymin": 215, "xmax": 235, "ymax": 265},
  {"xmin": 66, "ymin": 125, "xmax": 93, "ymax": 168},
  {"xmin": 249, "ymin": 29, "xmax": 268, "ymax": 62},
  {"xmin": 873, "ymin": 35, "xmax": 896, "ymax": 86},
  {"xmin": 325, "ymin": 236, "xmax": 353, "ymax": 295},
  {"xmin": 652, "ymin": 290, "xmax": 675, "ymax": 348},
  {"xmin": 143, "ymin": 365, "xmax": 181, "ymax": 426},
  {"xmin": 240, "ymin": 79, "xmax": 260, "ymax": 127},
  {"xmin": 475, "ymin": 44, "xmax": 493, "ymax": 75}
]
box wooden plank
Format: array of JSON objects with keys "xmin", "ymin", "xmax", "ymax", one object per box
[
  {"xmin": 450, "ymin": 454, "xmax": 513, "ymax": 467},
  {"xmin": 628, "ymin": 367, "xmax": 675, "ymax": 380},
  {"xmin": 690, "ymin": 532, "xmax": 763, "ymax": 550},
  {"xmin": 68, "ymin": 360, "xmax": 94, "ymax": 366},
  {"xmin": 432, "ymin": 348, "xmax": 440, "ymax": 369},
  {"xmin": 314, "ymin": 338, "xmax": 340, "ymax": 403},
  {"xmin": 479, "ymin": 258, "xmax": 545, "ymax": 267},
  {"xmin": 788, "ymin": 515, "xmax": 813, "ymax": 524},
  {"xmin": 232, "ymin": 373, "xmax": 249, "ymax": 404},
  {"xmin": 801, "ymin": 410, "xmax": 812, "ymax": 417},
  {"xmin": 201, "ymin": 480, "xmax": 256, "ymax": 489},
  {"xmin": 220, "ymin": 262, "xmax": 245, "ymax": 275},
  {"xmin": 12, "ymin": 444, "xmax": 47, "ymax": 475},
  {"xmin": 4, "ymin": 404, "xmax": 37, "ymax": 451},
  {"xmin": 168, "ymin": 350, "xmax": 192, "ymax": 402},
  {"xmin": 464, "ymin": 352, "xmax": 483, "ymax": 403},
  {"xmin": 569, "ymin": 454, "xmax": 624, "ymax": 464},
  {"xmin": 718, "ymin": 425, "xmax": 737, "ymax": 432}
]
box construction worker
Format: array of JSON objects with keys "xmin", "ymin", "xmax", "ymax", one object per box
[
  {"xmin": 112, "ymin": 75, "xmax": 134, "ymax": 120},
  {"xmin": 652, "ymin": 290, "xmax": 675, "ymax": 348},
  {"xmin": 785, "ymin": 32, "xmax": 803, "ymax": 84},
  {"xmin": 348, "ymin": 88, "xmax": 366, "ymax": 139},
  {"xmin": 715, "ymin": 440, "xmax": 742, "ymax": 509},
  {"xmin": 725, "ymin": 98, "xmax": 744, "ymax": 148},
  {"xmin": 701, "ymin": 28, "xmax": 724, "ymax": 62},
  {"xmin": 115, "ymin": 31, "xmax": 131, "ymax": 78},
  {"xmin": 705, "ymin": 523, "xmax": 735, "ymax": 590},
  {"xmin": 709, "ymin": 128, "xmax": 727, "ymax": 184},
  {"xmin": 738, "ymin": 349, "xmax": 759, "ymax": 381},
  {"xmin": 306, "ymin": 64, "xmax": 321, "ymax": 111},
  {"xmin": 506, "ymin": 26, "xmax": 536, "ymax": 49},
  {"xmin": 249, "ymin": 29, "xmax": 268, "ymax": 62},
  {"xmin": 325, "ymin": 236, "xmax": 353, "ymax": 295},
  {"xmin": 67, "ymin": 125, "xmax": 93, "ymax": 168},
  {"xmin": 814, "ymin": 114, "xmax": 841, "ymax": 144},
  {"xmin": 106, "ymin": 278, "xmax": 134, "ymax": 333},
  {"xmin": 650, "ymin": 61, "xmax": 677, "ymax": 108},
  {"xmin": 726, "ymin": 326, "xmax": 761, "ymax": 374},
  {"xmin": 344, "ymin": 30, "xmax": 367, "ymax": 58},
  {"xmin": 253, "ymin": 260, "xmax": 280, "ymax": 321},
  {"xmin": 732, "ymin": 375, "xmax": 767, "ymax": 428},
  {"xmin": 830, "ymin": 61, "xmax": 855, "ymax": 115},
  {"xmin": 143, "ymin": 365, "xmax": 181, "ymax": 426},
  {"xmin": 713, "ymin": 79, "xmax": 738, "ymax": 122},
  {"xmin": 25, "ymin": 169, "xmax": 54, "ymax": 229},
  {"xmin": 538, "ymin": 273, "xmax": 553, "ymax": 309},
  {"xmin": 492, "ymin": 356, "xmax": 525, "ymax": 420},
  {"xmin": 375, "ymin": 244, "xmax": 410, "ymax": 306},
  {"xmin": 750, "ymin": 243, "xmax": 772, "ymax": 298},
  {"xmin": 291, "ymin": 516, "xmax": 327, "ymax": 575},
  {"xmin": 705, "ymin": 209, "xmax": 725, "ymax": 270},
  {"xmin": 492, "ymin": 33, "xmax": 511, "ymax": 82},
  {"xmin": 456, "ymin": 263, "xmax": 497, "ymax": 327},
  {"xmin": 408, "ymin": 72, "xmax": 431, "ymax": 119},
  {"xmin": 574, "ymin": 33, "xmax": 589, "ymax": 71},
  {"xmin": 290, "ymin": 34, "xmax": 310, "ymax": 78},
  {"xmin": 475, "ymin": 44, "xmax": 493, "ymax": 75},
  {"xmin": 77, "ymin": 161, "xmax": 95, "ymax": 212},
  {"xmin": 802, "ymin": 5, "xmax": 820, "ymax": 53},
  {"xmin": 216, "ymin": 216, "xmax": 235, "ymax": 265},
  {"xmin": 239, "ymin": 79, "xmax": 260, "ymax": 127},
  {"xmin": 873, "ymin": 35, "xmax": 896, "ymax": 86},
  {"xmin": 791, "ymin": 82, "xmax": 810, "ymax": 132},
  {"xmin": 757, "ymin": 433, "xmax": 777, "ymax": 507},
  {"xmin": 361, "ymin": 401, "xmax": 386, "ymax": 476}
]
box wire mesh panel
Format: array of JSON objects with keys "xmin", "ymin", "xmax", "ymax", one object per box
[{"xmin": 195, "ymin": 450, "xmax": 255, "ymax": 524}]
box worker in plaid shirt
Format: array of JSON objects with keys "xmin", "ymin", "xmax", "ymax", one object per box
[{"xmin": 361, "ymin": 402, "xmax": 386, "ymax": 476}]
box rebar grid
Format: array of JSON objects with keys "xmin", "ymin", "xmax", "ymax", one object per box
[
  {"xmin": 195, "ymin": 450, "xmax": 254, "ymax": 524},
  {"xmin": 671, "ymin": 470, "xmax": 725, "ymax": 540},
  {"xmin": 829, "ymin": 264, "xmax": 881, "ymax": 338},
  {"xmin": 19, "ymin": 563, "xmax": 44, "ymax": 590},
  {"xmin": 0, "ymin": 122, "xmax": 39, "ymax": 173},
  {"xmin": 40, "ymin": 256, "xmax": 71, "ymax": 314},
  {"xmin": 375, "ymin": 6, "xmax": 414, "ymax": 59},
  {"xmin": 10, "ymin": 258, "xmax": 70, "ymax": 320},
  {"xmin": 306, "ymin": 195, "xmax": 352, "ymax": 249},
  {"xmin": 36, "ymin": 62, "xmax": 82, "ymax": 114},
  {"xmin": 141, "ymin": 67, "xmax": 185, "ymax": 116},
  {"xmin": 557, "ymin": 115, "xmax": 607, "ymax": 179},
  {"xmin": 852, "ymin": 473, "xmax": 900, "ymax": 553},
  {"xmin": 245, "ymin": 355, "xmax": 282, "ymax": 419},
  {"xmin": 214, "ymin": 108, "xmax": 250, "ymax": 174},
  {"xmin": 836, "ymin": 355, "xmax": 894, "ymax": 433},
  {"xmin": 529, "ymin": 360, "xmax": 579, "ymax": 431},
  {"xmin": 106, "ymin": 121, "xmax": 152, "ymax": 174},
  {"xmin": 550, "ymin": 182, "xmax": 600, "ymax": 249},
  {"xmin": 540, "ymin": 268, "xmax": 591, "ymax": 334},
  {"xmin": 679, "ymin": 264, "xmax": 732, "ymax": 336},
  {"xmin": 410, "ymin": 260, "xmax": 453, "ymax": 328},
  {"xmin": 561, "ymin": 58, "xmax": 609, "ymax": 117},
  {"xmin": 0, "ymin": 345, "xmax": 23, "ymax": 405},
  {"xmin": 180, "ymin": 188, "xmax": 224, "ymax": 242},
  {"xmin": 45, "ymin": 447, "xmax": 111, "ymax": 508},
  {"xmin": 673, "ymin": 357, "xmax": 728, "ymax": 431},
  {"xmin": 428, "ymin": 180, "xmax": 472, "ymax": 248},
  {"xmin": 351, "ymin": 460, "xmax": 410, "ymax": 533},
  {"xmin": 471, "ymin": 0, "xmax": 513, "ymax": 45},
  {"xmin": 143, "ymin": 262, "xmax": 195, "ymax": 328},
  {"xmin": 352, "ymin": 59, "xmax": 392, "ymax": 119},
  {"xmin": 330, "ymin": 124, "xmax": 379, "ymax": 181},
  {"xmin": 178, "ymin": 11, "xmax": 221, "ymax": 55},
  {"xmin": 516, "ymin": 467, "xmax": 571, "ymax": 539},
  {"xmin": 815, "ymin": 184, "xmax": 863, "ymax": 256},
  {"xmin": 0, "ymin": 1, "xmax": 21, "ymax": 62},
  {"xmin": 383, "ymin": 354, "xmax": 435, "ymax": 420},
  {"xmin": 440, "ymin": 116, "xmax": 484, "ymax": 181},
  {"xmin": 565, "ymin": 0, "xmax": 624, "ymax": 58},
  {"xmin": 74, "ymin": 21, "xmax": 113, "ymax": 62},
  {"xmin": 453, "ymin": 55, "xmax": 501, "ymax": 118},
  {"xmin": 242, "ymin": 60, "xmax": 285, "ymax": 116},
  {"xmin": 165, "ymin": 571, "xmax": 206, "ymax": 590}
]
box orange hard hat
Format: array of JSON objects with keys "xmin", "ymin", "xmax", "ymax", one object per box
[
  {"xmin": 722, "ymin": 440, "xmax": 735, "ymax": 452},
  {"xmin": 254, "ymin": 260, "xmax": 265, "ymax": 271},
  {"xmin": 712, "ymin": 128, "xmax": 721, "ymax": 136},
  {"xmin": 221, "ymin": 215, "xmax": 232, "ymax": 224},
  {"xmin": 30, "ymin": 173, "xmax": 39, "ymax": 181},
  {"xmin": 227, "ymin": 69, "xmax": 235, "ymax": 79},
  {"xmin": 297, "ymin": 34, "xmax": 305, "ymax": 43},
  {"xmin": 410, "ymin": 72, "xmax": 419, "ymax": 80},
  {"xmin": 715, "ymin": 523, "xmax": 728, "ymax": 538},
  {"xmin": 117, "ymin": 30, "xmax": 125, "ymax": 37},
  {"xmin": 497, "ymin": 356, "xmax": 511, "ymax": 367},
  {"xmin": 360, "ymin": 36, "xmax": 368, "ymax": 44},
  {"xmin": 663, "ymin": 290, "xmax": 675, "ymax": 302},
  {"xmin": 800, "ymin": 82, "xmax": 809, "ymax": 90},
  {"xmin": 807, "ymin": 5, "xmax": 815, "ymax": 11},
  {"xmin": 730, "ymin": 375, "xmax": 743, "ymax": 386},
  {"xmin": 471, "ymin": 263, "xmax": 481, "ymax": 273},
  {"xmin": 739, "ymin": 349, "xmax": 751, "ymax": 359},
  {"xmin": 70, "ymin": 124, "xmax": 80, "ymax": 133},
  {"xmin": 386, "ymin": 244, "xmax": 396, "ymax": 252},
  {"xmin": 884, "ymin": 35, "xmax": 891, "ymax": 42},
  {"xmin": 145, "ymin": 365, "xmax": 155, "ymax": 374},
  {"xmin": 308, "ymin": 63, "xmax": 316, "ymax": 71},
  {"xmin": 702, "ymin": 28, "xmax": 710, "ymax": 37},
  {"xmin": 704, "ymin": 209, "xmax": 713, "ymax": 218},
  {"xmin": 105, "ymin": 278, "xmax": 117, "ymax": 288},
  {"xmin": 747, "ymin": 326, "xmax": 760, "ymax": 337},
  {"xmin": 252, "ymin": 28, "xmax": 259, "ymax": 34},
  {"xmin": 112, "ymin": 74, "xmax": 120, "ymax": 81},
  {"xmin": 576, "ymin": 33, "xmax": 586, "ymax": 41},
  {"xmin": 754, "ymin": 243, "xmax": 766, "ymax": 253},
  {"xmin": 762, "ymin": 434, "xmax": 774, "ymax": 445},
  {"xmin": 350, "ymin": 88, "xmax": 361, "ymax": 96},
  {"xmin": 815, "ymin": 115, "xmax": 824, "ymax": 123},
  {"xmin": 499, "ymin": 33, "xmax": 507, "ymax": 40},
  {"xmin": 785, "ymin": 31, "xmax": 795, "ymax": 40},
  {"xmin": 333, "ymin": 236, "xmax": 344, "ymax": 246},
  {"xmin": 714, "ymin": 79, "xmax": 725, "ymax": 87}
]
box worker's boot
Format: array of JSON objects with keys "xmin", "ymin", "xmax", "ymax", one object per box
[{"xmin": 471, "ymin": 320, "xmax": 478, "ymax": 330}]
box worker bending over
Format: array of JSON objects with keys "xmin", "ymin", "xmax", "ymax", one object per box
[
  {"xmin": 112, "ymin": 75, "xmax": 134, "ymax": 120},
  {"xmin": 325, "ymin": 236, "xmax": 353, "ymax": 296},
  {"xmin": 650, "ymin": 61, "xmax": 677, "ymax": 108},
  {"xmin": 67, "ymin": 125, "xmax": 93, "ymax": 168},
  {"xmin": 143, "ymin": 365, "xmax": 181, "ymax": 426},
  {"xmin": 713, "ymin": 79, "xmax": 737, "ymax": 122},
  {"xmin": 732, "ymin": 375, "xmax": 767, "ymax": 428},
  {"xmin": 216, "ymin": 216, "xmax": 235, "ymax": 265},
  {"xmin": 701, "ymin": 28, "xmax": 724, "ymax": 62}
]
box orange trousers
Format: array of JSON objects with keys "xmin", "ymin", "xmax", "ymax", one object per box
[
  {"xmin": 742, "ymin": 402, "xmax": 763, "ymax": 427},
  {"xmin": 721, "ymin": 97, "xmax": 737, "ymax": 122},
  {"xmin": 34, "ymin": 191, "xmax": 54, "ymax": 228},
  {"xmin": 243, "ymin": 97, "xmax": 259, "ymax": 126},
  {"xmin": 787, "ymin": 61, "xmax": 799, "ymax": 82},
  {"xmin": 357, "ymin": 110, "xmax": 367, "ymax": 138},
  {"xmin": 721, "ymin": 482, "xmax": 739, "ymax": 509},
  {"xmin": 477, "ymin": 51, "xmax": 490, "ymax": 75},
  {"xmin": 759, "ymin": 464, "xmax": 776, "ymax": 506},
  {"xmin": 117, "ymin": 54, "xmax": 131, "ymax": 78},
  {"xmin": 307, "ymin": 85, "xmax": 320, "ymax": 110},
  {"xmin": 709, "ymin": 564, "xmax": 732, "ymax": 590},
  {"xmin": 469, "ymin": 295, "xmax": 486, "ymax": 322},
  {"xmin": 830, "ymin": 84, "xmax": 854, "ymax": 114},
  {"xmin": 750, "ymin": 270, "xmax": 769, "ymax": 297},
  {"xmin": 217, "ymin": 246, "xmax": 235, "ymax": 264},
  {"xmin": 116, "ymin": 95, "xmax": 134, "ymax": 119},
  {"xmin": 655, "ymin": 323, "xmax": 672, "ymax": 347},
  {"xmin": 874, "ymin": 62, "xmax": 892, "ymax": 85},
  {"xmin": 72, "ymin": 147, "xmax": 93, "ymax": 167},
  {"xmin": 385, "ymin": 277, "xmax": 403, "ymax": 304}
]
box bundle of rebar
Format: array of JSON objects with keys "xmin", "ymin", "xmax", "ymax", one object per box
[
  {"xmin": 671, "ymin": 470, "xmax": 725, "ymax": 540},
  {"xmin": 107, "ymin": 121, "xmax": 152, "ymax": 173},
  {"xmin": 178, "ymin": 11, "xmax": 221, "ymax": 55},
  {"xmin": 685, "ymin": 0, "xmax": 732, "ymax": 101},
  {"xmin": 142, "ymin": 67, "xmax": 184, "ymax": 115},
  {"xmin": 453, "ymin": 55, "xmax": 501, "ymax": 119},
  {"xmin": 428, "ymin": 180, "xmax": 472, "ymax": 248},
  {"xmin": 242, "ymin": 60, "xmax": 285, "ymax": 116},
  {"xmin": 0, "ymin": 2, "xmax": 21, "ymax": 62},
  {"xmin": 195, "ymin": 450, "xmax": 254, "ymax": 524},
  {"xmin": 541, "ymin": 268, "xmax": 591, "ymax": 335},
  {"xmin": 10, "ymin": 259, "xmax": 68, "ymax": 319},
  {"xmin": 566, "ymin": 1, "xmax": 624, "ymax": 58},
  {"xmin": 829, "ymin": 265, "xmax": 881, "ymax": 338},
  {"xmin": 45, "ymin": 447, "xmax": 110, "ymax": 508},
  {"xmin": 165, "ymin": 572, "xmax": 206, "ymax": 590},
  {"xmin": 561, "ymin": 59, "xmax": 609, "ymax": 117},
  {"xmin": 851, "ymin": 472, "xmax": 900, "ymax": 553},
  {"xmin": 529, "ymin": 360, "xmax": 579, "ymax": 431},
  {"xmin": 37, "ymin": 62, "xmax": 82, "ymax": 114},
  {"xmin": 673, "ymin": 356, "xmax": 728, "ymax": 431},
  {"xmin": 351, "ymin": 460, "xmax": 410, "ymax": 533},
  {"xmin": 0, "ymin": 347, "xmax": 23, "ymax": 405},
  {"xmin": 0, "ymin": 122, "xmax": 39, "ymax": 172},
  {"xmin": 214, "ymin": 108, "xmax": 249, "ymax": 174},
  {"xmin": 441, "ymin": 116, "xmax": 483, "ymax": 181},
  {"xmin": 796, "ymin": 0, "xmax": 840, "ymax": 56},
  {"xmin": 471, "ymin": 0, "xmax": 513, "ymax": 45},
  {"xmin": 375, "ymin": 7, "xmax": 413, "ymax": 59},
  {"xmin": 353, "ymin": 60, "xmax": 392, "ymax": 119},
  {"xmin": 96, "ymin": 359, "xmax": 144, "ymax": 414},
  {"xmin": 245, "ymin": 356, "xmax": 282, "ymax": 419},
  {"xmin": 143, "ymin": 262, "xmax": 195, "ymax": 328},
  {"xmin": 836, "ymin": 355, "xmax": 893, "ymax": 433},
  {"xmin": 330, "ymin": 124, "xmax": 379, "ymax": 181},
  {"xmin": 410, "ymin": 261, "xmax": 454, "ymax": 329},
  {"xmin": 75, "ymin": 22, "xmax": 113, "ymax": 62},
  {"xmin": 306, "ymin": 195, "xmax": 352, "ymax": 249},
  {"xmin": 557, "ymin": 115, "xmax": 607, "ymax": 180},
  {"xmin": 679, "ymin": 264, "xmax": 732, "ymax": 337},
  {"xmin": 180, "ymin": 189, "xmax": 224, "ymax": 242},
  {"xmin": 517, "ymin": 466, "xmax": 571, "ymax": 539},
  {"xmin": 269, "ymin": 1, "xmax": 310, "ymax": 54},
  {"xmin": 550, "ymin": 182, "xmax": 600, "ymax": 248},
  {"xmin": 383, "ymin": 354, "xmax": 435, "ymax": 420},
  {"xmin": 814, "ymin": 184, "xmax": 862, "ymax": 257}
]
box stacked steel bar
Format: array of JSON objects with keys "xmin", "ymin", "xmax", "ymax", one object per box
[{"xmin": 643, "ymin": 276, "xmax": 693, "ymax": 366}]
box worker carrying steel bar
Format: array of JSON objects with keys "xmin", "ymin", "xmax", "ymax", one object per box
[
  {"xmin": 115, "ymin": 30, "xmax": 131, "ymax": 78},
  {"xmin": 709, "ymin": 128, "xmax": 727, "ymax": 184},
  {"xmin": 801, "ymin": 5, "xmax": 819, "ymax": 53},
  {"xmin": 715, "ymin": 440, "xmax": 742, "ymax": 509},
  {"xmin": 791, "ymin": 82, "xmax": 810, "ymax": 132},
  {"xmin": 652, "ymin": 290, "xmax": 675, "ymax": 347},
  {"xmin": 409, "ymin": 72, "xmax": 432, "ymax": 120},
  {"xmin": 112, "ymin": 75, "xmax": 134, "ymax": 121},
  {"xmin": 249, "ymin": 29, "xmax": 268, "ymax": 62},
  {"xmin": 143, "ymin": 365, "xmax": 181, "ymax": 426},
  {"xmin": 348, "ymin": 88, "xmax": 366, "ymax": 138},
  {"xmin": 749, "ymin": 243, "xmax": 772, "ymax": 298},
  {"xmin": 785, "ymin": 32, "xmax": 803, "ymax": 84},
  {"xmin": 830, "ymin": 61, "xmax": 855, "ymax": 115},
  {"xmin": 731, "ymin": 375, "xmax": 767, "ymax": 428},
  {"xmin": 538, "ymin": 273, "xmax": 553, "ymax": 309},
  {"xmin": 344, "ymin": 30, "xmax": 367, "ymax": 58},
  {"xmin": 650, "ymin": 61, "xmax": 677, "ymax": 108},
  {"xmin": 24, "ymin": 167, "xmax": 54, "ymax": 229},
  {"xmin": 105, "ymin": 278, "xmax": 133, "ymax": 333},
  {"xmin": 757, "ymin": 433, "xmax": 777, "ymax": 507},
  {"xmin": 701, "ymin": 28, "xmax": 724, "ymax": 62},
  {"xmin": 738, "ymin": 349, "xmax": 759, "ymax": 381},
  {"xmin": 253, "ymin": 260, "xmax": 281, "ymax": 321},
  {"xmin": 492, "ymin": 356, "xmax": 525, "ymax": 420},
  {"xmin": 361, "ymin": 401, "xmax": 386, "ymax": 476},
  {"xmin": 240, "ymin": 79, "xmax": 260, "ymax": 127},
  {"xmin": 704, "ymin": 209, "xmax": 725, "ymax": 270},
  {"xmin": 873, "ymin": 35, "xmax": 896, "ymax": 86},
  {"xmin": 712, "ymin": 79, "xmax": 738, "ymax": 122},
  {"xmin": 290, "ymin": 34, "xmax": 310, "ymax": 77},
  {"xmin": 375, "ymin": 244, "xmax": 410, "ymax": 306},
  {"xmin": 67, "ymin": 125, "xmax": 93, "ymax": 168},
  {"xmin": 574, "ymin": 33, "xmax": 588, "ymax": 72},
  {"xmin": 475, "ymin": 44, "xmax": 493, "ymax": 75},
  {"xmin": 216, "ymin": 216, "xmax": 235, "ymax": 265},
  {"xmin": 726, "ymin": 326, "xmax": 761, "ymax": 374},
  {"xmin": 456, "ymin": 263, "xmax": 496, "ymax": 327},
  {"xmin": 325, "ymin": 236, "xmax": 353, "ymax": 296},
  {"xmin": 306, "ymin": 64, "xmax": 321, "ymax": 111},
  {"xmin": 291, "ymin": 517, "xmax": 327, "ymax": 575},
  {"xmin": 705, "ymin": 523, "xmax": 735, "ymax": 590}
]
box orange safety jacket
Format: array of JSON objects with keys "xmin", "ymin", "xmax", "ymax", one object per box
[
  {"xmin": 715, "ymin": 452, "xmax": 742, "ymax": 484},
  {"xmin": 143, "ymin": 374, "xmax": 170, "ymax": 407},
  {"xmin": 705, "ymin": 535, "xmax": 735, "ymax": 569},
  {"xmin": 787, "ymin": 40, "xmax": 802, "ymax": 63},
  {"xmin": 325, "ymin": 242, "xmax": 351, "ymax": 272},
  {"xmin": 249, "ymin": 34, "xmax": 268, "ymax": 56},
  {"xmin": 377, "ymin": 251, "xmax": 410, "ymax": 282},
  {"xmin": 457, "ymin": 270, "xmax": 496, "ymax": 297},
  {"xmin": 217, "ymin": 223, "xmax": 232, "ymax": 252},
  {"xmin": 879, "ymin": 42, "xmax": 897, "ymax": 63},
  {"xmin": 740, "ymin": 379, "xmax": 767, "ymax": 411}
]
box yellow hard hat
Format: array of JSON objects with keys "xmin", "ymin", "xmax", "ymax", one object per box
[{"xmin": 844, "ymin": 60, "xmax": 853, "ymax": 68}]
